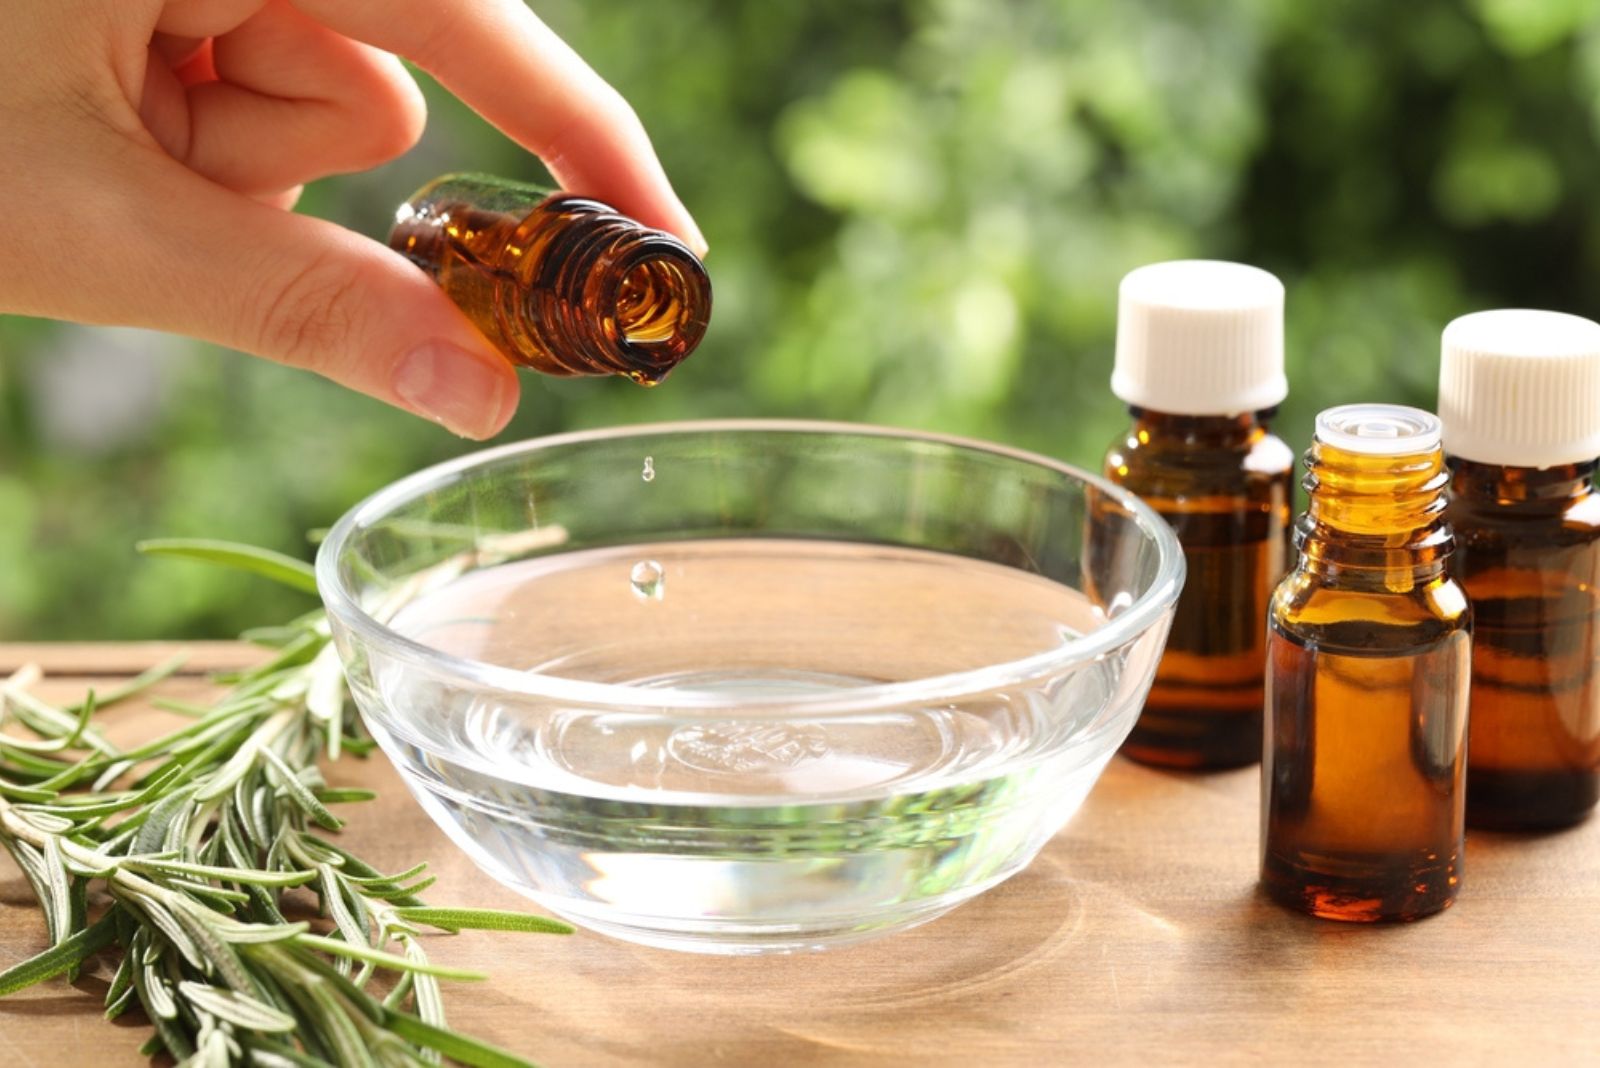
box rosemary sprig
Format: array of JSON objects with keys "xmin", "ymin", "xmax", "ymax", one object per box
[{"xmin": 0, "ymin": 540, "xmax": 571, "ymax": 1067}]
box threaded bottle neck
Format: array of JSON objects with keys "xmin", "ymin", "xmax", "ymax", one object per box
[
  {"xmin": 388, "ymin": 176, "xmax": 711, "ymax": 383},
  {"xmin": 1296, "ymin": 405, "xmax": 1453, "ymax": 586},
  {"xmin": 521, "ymin": 197, "xmax": 710, "ymax": 383}
]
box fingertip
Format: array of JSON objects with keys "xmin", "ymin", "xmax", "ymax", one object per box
[
  {"xmin": 682, "ymin": 216, "xmax": 709, "ymax": 261},
  {"xmin": 631, "ymin": 177, "xmax": 707, "ymax": 258},
  {"xmin": 392, "ymin": 339, "xmax": 521, "ymax": 439},
  {"xmin": 635, "ymin": 193, "xmax": 707, "ymax": 258},
  {"xmin": 482, "ymin": 361, "xmax": 522, "ymax": 439}
]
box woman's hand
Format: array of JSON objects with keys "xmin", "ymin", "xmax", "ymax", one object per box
[{"xmin": 1, "ymin": 0, "xmax": 706, "ymax": 438}]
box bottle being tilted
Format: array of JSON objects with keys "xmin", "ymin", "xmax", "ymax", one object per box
[
  {"xmin": 389, "ymin": 174, "xmax": 712, "ymax": 384},
  {"xmin": 1438, "ymin": 310, "xmax": 1600, "ymax": 830},
  {"xmin": 1102, "ymin": 261, "xmax": 1295, "ymax": 768},
  {"xmin": 1261, "ymin": 404, "xmax": 1471, "ymax": 922}
]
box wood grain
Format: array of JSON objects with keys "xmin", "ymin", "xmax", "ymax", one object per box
[{"xmin": 2, "ymin": 643, "xmax": 1597, "ymax": 1066}]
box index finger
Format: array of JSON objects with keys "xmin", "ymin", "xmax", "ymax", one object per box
[{"xmin": 295, "ymin": 0, "xmax": 707, "ymax": 255}]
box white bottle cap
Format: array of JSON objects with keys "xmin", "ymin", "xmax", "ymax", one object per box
[
  {"xmin": 1438, "ymin": 309, "xmax": 1600, "ymax": 468},
  {"xmin": 1315, "ymin": 403, "xmax": 1441, "ymax": 456},
  {"xmin": 1111, "ymin": 260, "xmax": 1287, "ymax": 416}
]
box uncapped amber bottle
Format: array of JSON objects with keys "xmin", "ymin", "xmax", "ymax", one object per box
[
  {"xmin": 1438, "ymin": 309, "xmax": 1600, "ymax": 830},
  {"xmin": 1262, "ymin": 404, "xmax": 1471, "ymax": 922},
  {"xmin": 1103, "ymin": 261, "xmax": 1294, "ymax": 768},
  {"xmin": 389, "ymin": 174, "xmax": 711, "ymax": 384}
]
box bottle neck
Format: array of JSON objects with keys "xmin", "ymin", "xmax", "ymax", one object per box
[
  {"xmin": 1447, "ymin": 458, "xmax": 1595, "ymax": 513},
  {"xmin": 390, "ymin": 177, "xmax": 711, "ymax": 383},
  {"xmin": 1127, "ymin": 407, "xmax": 1274, "ymax": 450},
  {"xmin": 516, "ymin": 196, "xmax": 711, "ymax": 384},
  {"xmin": 1296, "ymin": 439, "xmax": 1453, "ymax": 589}
]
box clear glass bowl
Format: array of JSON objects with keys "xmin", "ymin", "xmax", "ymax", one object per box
[{"xmin": 317, "ymin": 421, "xmax": 1183, "ymax": 954}]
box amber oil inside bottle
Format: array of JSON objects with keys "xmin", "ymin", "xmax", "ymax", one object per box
[
  {"xmin": 1104, "ymin": 408, "xmax": 1294, "ymax": 768},
  {"xmin": 1448, "ymin": 459, "xmax": 1600, "ymax": 829},
  {"xmin": 1262, "ymin": 406, "xmax": 1471, "ymax": 922},
  {"xmin": 389, "ymin": 174, "xmax": 712, "ymax": 384}
]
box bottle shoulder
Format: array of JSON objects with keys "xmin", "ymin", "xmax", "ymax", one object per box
[
  {"xmin": 1271, "ymin": 570, "xmax": 1470, "ymax": 646},
  {"xmin": 1447, "ymin": 492, "xmax": 1600, "ymax": 552},
  {"xmin": 1104, "ymin": 426, "xmax": 1295, "ymax": 494}
]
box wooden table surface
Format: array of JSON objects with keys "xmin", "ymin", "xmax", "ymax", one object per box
[{"xmin": 2, "ymin": 642, "xmax": 1597, "ymax": 1066}]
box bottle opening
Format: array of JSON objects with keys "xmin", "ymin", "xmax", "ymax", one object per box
[
  {"xmin": 618, "ymin": 259, "xmax": 691, "ymax": 346},
  {"xmin": 607, "ymin": 242, "xmax": 712, "ymax": 385},
  {"xmin": 1314, "ymin": 404, "xmax": 1441, "ymax": 456}
]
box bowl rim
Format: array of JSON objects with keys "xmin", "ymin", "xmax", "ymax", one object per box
[{"xmin": 315, "ymin": 418, "xmax": 1184, "ymax": 714}]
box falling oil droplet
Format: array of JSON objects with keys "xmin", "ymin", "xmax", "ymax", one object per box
[
  {"xmin": 641, "ymin": 456, "xmax": 655, "ymax": 483},
  {"xmin": 630, "ymin": 559, "xmax": 665, "ymax": 601}
]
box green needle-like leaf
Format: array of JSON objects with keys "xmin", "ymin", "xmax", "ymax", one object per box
[
  {"xmin": 0, "ymin": 912, "xmax": 117, "ymax": 996},
  {"xmin": 262, "ymin": 747, "xmax": 343, "ymax": 831},
  {"xmin": 385, "ymin": 1011, "xmax": 538, "ymax": 1068},
  {"xmin": 136, "ymin": 539, "xmax": 320, "ymax": 594},
  {"xmin": 389, "ymin": 908, "xmax": 574, "ymax": 935},
  {"xmin": 0, "ymin": 775, "xmax": 57, "ymax": 802},
  {"xmin": 125, "ymin": 858, "xmax": 318, "ymax": 887},
  {"xmin": 178, "ymin": 981, "xmax": 298, "ymax": 1032},
  {"xmin": 314, "ymin": 789, "xmax": 378, "ymax": 805},
  {"xmin": 290, "ymin": 935, "xmax": 488, "ymax": 981},
  {"xmin": 66, "ymin": 654, "xmax": 188, "ymax": 713},
  {"xmin": 0, "ymin": 539, "xmax": 567, "ymax": 1064}
]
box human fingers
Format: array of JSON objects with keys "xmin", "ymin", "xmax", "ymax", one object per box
[
  {"xmin": 140, "ymin": 0, "xmax": 425, "ymax": 196},
  {"xmin": 6, "ymin": 141, "xmax": 518, "ymax": 439},
  {"xmin": 294, "ymin": 0, "xmax": 708, "ymax": 255}
]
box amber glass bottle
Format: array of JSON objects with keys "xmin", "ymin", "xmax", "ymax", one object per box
[
  {"xmin": 1262, "ymin": 404, "xmax": 1471, "ymax": 922},
  {"xmin": 389, "ymin": 174, "xmax": 712, "ymax": 384},
  {"xmin": 1438, "ymin": 309, "xmax": 1600, "ymax": 830},
  {"xmin": 1104, "ymin": 261, "xmax": 1293, "ymax": 768}
]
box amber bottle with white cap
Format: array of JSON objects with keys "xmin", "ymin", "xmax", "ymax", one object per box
[
  {"xmin": 1262, "ymin": 405, "xmax": 1471, "ymax": 922},
  {"xmin": 1439, "ymin": 309, "xmax": 1600, "ymax": 830},
  {"xmin": 1102, "ymin": 261, "xmax": 1294, "ymax": 768}
]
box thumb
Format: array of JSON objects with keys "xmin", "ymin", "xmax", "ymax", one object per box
[{"xmin": 32, "ymin": 149, "xmax": 520, "ymax": 440}]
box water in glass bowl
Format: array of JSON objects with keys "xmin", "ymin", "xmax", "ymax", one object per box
[{"xmin": 375, "ymin": 539, "xmax": 1122, "ymax": 952}]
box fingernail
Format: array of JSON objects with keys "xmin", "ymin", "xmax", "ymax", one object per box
[
  {"xmin": 667, "ymin": 201, "xmax": 709, "ymax": 259},
  {"xmin": 684, "ymin": 217, "xmax": 710, "ymax": 260},
  {"xmin": 393, "ymin": 341, "xmax": 515, "ymax": 439}
]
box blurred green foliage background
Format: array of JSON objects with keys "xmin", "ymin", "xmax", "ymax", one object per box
[{"xmin": 3, "ymin": 0, "xmax": 1599, "ymax": 639}]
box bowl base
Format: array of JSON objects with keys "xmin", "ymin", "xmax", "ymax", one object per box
[
  {"xmin": 524, "ymin": 875, "xmax": 1023, "ymax": 955},
  {"xmin": 543, "ymin": 903, "xmax": 959, "ymax": 955}
]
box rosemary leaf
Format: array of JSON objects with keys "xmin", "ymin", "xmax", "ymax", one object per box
[
  {"xmin": 315, "ymin": 788, "xmax": 378, "ymax": 805},
  {"xmin": 0, "ymin": 541, "xmax": 563, "ymax": 1067},
  {"xmin": 385, "ymin": 1011, "xmax": 537, "ymax": 1068},
  {"xmin": 262, "ymin": 746, "xmax": 344, "ymax": 831},
  {"xmin": 209, "ymin": 920, "xmax": 311, "ymax": 945},
  {"xmin": 65, "ymin": 654, "xmax": 188, "ymax": 713},
  {"xmin": 135, "ymin": 538, "xmax": 320, "ymax": 594},
  {"xmin": 0, "ymin": 912, "xmax": 117, "ymax": 996},
  {"xmin": 390, "ymin": 908, "xmax": 575, "ymax": 935},
  {"xmin": 344, "ymin": 861, "xmax": 429, "ymax": 887},
  {"xmin": 124, "ymin": 858, "xmax": 317, "ymax": 887},
  {"xmin": 136, "ymin": 783, "xmax": 202, "ymax": 855},
  {"xmin": 370, "ymin": 876, "xmax": 439, "ymax": 902},
  {"xmin": 178, "ymin": 981, "xmax": 298, "ymax": 1033},
  {"xmin": 0, "ymin": 690, "xmax": 96, "ymax": 754},
  {"xmin": 319, "ymin": 865, "xmax": 372, "ymax": 951},
  {"xmin": 0, "ymin": 775, "xmax": 57, "ymax": 802},
  {"xmin": 103, "ymin": 946, "xmax": 135, "ymax": 1016},
  {"xmin": 104, "ymin": 976, "xmax": 139, "ymax": 1020},
  {"xmin": 41, "ymin": 834, "xmax": 72, "ymax": 946},
  {"xmin": 2, "ymin": 683, "xmax": 117, "ymax": 757},
  {"xmin": 403, "ymin": 937, "xmax": 446, "ymax": 1067},
  {"xmin": 291, "ymin": 934, "xmax": 488, "ymax": 981}
]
